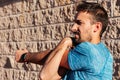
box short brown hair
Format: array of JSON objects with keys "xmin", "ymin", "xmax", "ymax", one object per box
[{"xmin": 76, "ymin": 1, "xmax": 108, "ymax": 37}]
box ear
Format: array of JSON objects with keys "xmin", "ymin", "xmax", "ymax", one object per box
[{"xmin": 93, "ymin": 22, "xmax": 102, "ymax": 33}]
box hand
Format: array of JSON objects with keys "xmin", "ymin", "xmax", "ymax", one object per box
[
  {"xmin": 62, "ymin": 37, "xmax": 73, "ymax": 48},
  {"xmin": 15, "ymin": 49, "xmax": 28, "ymax": 62}
]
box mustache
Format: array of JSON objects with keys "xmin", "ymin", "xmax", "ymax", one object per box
[
  {"xmin": 71, "ymin": 31, "xmax": 80, "ymax": 37},
  {"xmin": 73, "ymin": 31, "xmax": 80, "ymax": 34}
]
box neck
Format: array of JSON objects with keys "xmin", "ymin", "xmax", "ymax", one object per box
[{"xmin": 90, "ymin": 36, "xmax": 101, "ymax": 44}]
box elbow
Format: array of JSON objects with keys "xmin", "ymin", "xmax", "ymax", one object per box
[
  {"xmin": 39, "ymin": 71, "xmax": 61, "ymax": 80},
  {"xmin": 39, "ymin": 71, "xmax": 46, "ymax": 80},
  {"xmin": 39, "ymin": 70, "xmax": 52, "ymax": 80}
]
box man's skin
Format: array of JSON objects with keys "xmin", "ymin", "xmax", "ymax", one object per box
[
  {"xmin": 15, "ymin": 49, "xmax": 51, "ymax": 65},
  {"xmin": 39, "ymin": 11, "xmax": 102, "ymax": 80},
  {"xmin": 15, "ymin": 11, "xmax": 102, "ymax": 80},
  {"xmin": 15, "ymin": 44, "xmax": 70, "ymax": 78}
]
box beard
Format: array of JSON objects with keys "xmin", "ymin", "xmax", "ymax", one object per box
[
  {"xmin": 72, "ymin": 31, "xmax": 81, "ymax": 45},
  {"xmin": 74, "ymin": 32, "xmax": 92, "ymax": 44}
]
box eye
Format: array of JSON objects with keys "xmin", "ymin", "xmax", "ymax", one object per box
[{"xmin": 74, "ymin": 20, "xmax": 82, "ymax": 25}]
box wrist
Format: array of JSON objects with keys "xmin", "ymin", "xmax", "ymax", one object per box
[
  {"xmin": 20, "ymin": 53, "xmax": 27, "ymax": 61},
  {"xmin": 63, "ymin": 37, "xmax": 72, "ymax": 47},
  {"xmin": 20, "ymin": 52, "xmax": 30, "ymax": 63}
]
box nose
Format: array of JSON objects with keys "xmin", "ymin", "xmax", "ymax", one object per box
[{"xmin": 71, "ymin": 24, "xmax": 78, "ymax": 32}]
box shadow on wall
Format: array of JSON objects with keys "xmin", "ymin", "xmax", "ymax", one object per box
[
  {"xmin": 4, "ymin": 58, "xmax": 12, "ymax": 68},
  {"xmin": 0, "ymin": 0, "xmax": 21, "ymax": 7},
  {"xmin": 4, "ymin": 57, "xmax": 30, "ymax": 70},
  {"xmin": 0, "ymin": 0, "xmax": 41, "ymax": 7},
  {"xmin": 116, "ymin": 0, "xmax": 120, "ymax": 6}
]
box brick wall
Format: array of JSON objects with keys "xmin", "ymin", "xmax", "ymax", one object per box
[{"xmin": 0, "ymin": 0, "xmax": 119, "ymax": 80}]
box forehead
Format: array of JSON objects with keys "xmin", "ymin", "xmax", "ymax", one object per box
[{"xmin": 76, "ymin": 12, "xmax": 92, "ymax": 22}]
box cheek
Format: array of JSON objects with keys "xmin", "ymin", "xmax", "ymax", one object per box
[
  {"xmin": 79, "ymin": 28, "xmax": 86, "ymax": 35},
  {"xmin": 84, "ymin": 26, "xmax": 91, "ymax": 33},
  {"xmin": 81, "ymin": 29, "xmax": 91, "ymax": 38},
  {"xmin": 78, "ymin": 26, "xmax": 91, "ymax": 36}
]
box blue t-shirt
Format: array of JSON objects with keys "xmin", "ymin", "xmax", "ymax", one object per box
[{"xmin": 62, "ymin": 42, "xmax": 113, "ymax": 80}]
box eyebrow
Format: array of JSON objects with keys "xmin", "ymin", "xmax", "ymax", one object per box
[{"xmin": 74, "ymin": 20, "xmax": 82, "ymax": 25}]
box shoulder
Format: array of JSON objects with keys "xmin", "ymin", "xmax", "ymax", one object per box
[
  {"xmin": 73, "ymin": 42, "xmax": 93, "ymax": 55},
  {"xmin": 76, "ymin": 42, "xmax": 92, "ymax": 49}
]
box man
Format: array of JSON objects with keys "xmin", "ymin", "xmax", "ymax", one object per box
[{"xmin": 15, "ymin": 1, "xmax": 113, "ymax": 80}]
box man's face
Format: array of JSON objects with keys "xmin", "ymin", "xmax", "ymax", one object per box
[{"xmin": 71, "ymin": 12, "xmax": 94, "ymax": 43}]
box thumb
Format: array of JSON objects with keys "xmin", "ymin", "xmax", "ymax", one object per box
[{"xmin": 22, "ymin": 49, "xmax": 28, "ymax": 53}]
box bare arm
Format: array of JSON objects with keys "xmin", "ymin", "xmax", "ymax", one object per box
[
  {"xmin": 39, "ymin": 37, "xmax": 72, "ymax": 80},
  {"xmin": 15, "ymin": 49, "xmax": 51, "ymax": 65},
  {"xmin": 15, "ymin": 37, "xmax": 75, "ymax": 79},
  {"xmin": 15, "ymin": 37, "xmax": 77, "ymax": 66},
  {"xmin": 15, "ymin": 48, "xmax": 70, "ymax": 78}
]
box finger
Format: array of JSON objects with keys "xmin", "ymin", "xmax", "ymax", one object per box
[
  {"xmin": 22, "ymin": 48, "xmax": 28, "ymax": 52},
  {"xmin": 19, "ymin": 48, "xmax": 24, "ymax": 51}
]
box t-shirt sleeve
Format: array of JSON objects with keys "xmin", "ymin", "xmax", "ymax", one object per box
[{"xmin": 68, "ymin": 43, "xmax": 90, "ymax": 70}]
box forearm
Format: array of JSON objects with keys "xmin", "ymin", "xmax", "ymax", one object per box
[
  {"xmin": 40, "ymin": 47, "xmax": 68, "ymax": 80},
  {"xmin": 44, "ymin": 45, "xmax": 68, "ymax": 72},
  {"xmin": 40, "ymin": 38, "xmax": 72, "ymax": 80},
  {"xmin": 23, "ymin": 49, "xmax": 51, "ymax": 65}
]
